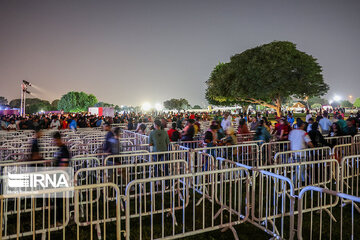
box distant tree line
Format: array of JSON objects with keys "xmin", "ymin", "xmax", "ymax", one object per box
[{"xmin": 0, "ymin": 91, "xmax": 122, "ymax": 114}]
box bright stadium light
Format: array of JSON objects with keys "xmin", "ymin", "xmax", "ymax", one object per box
[
  {"xmin": 334, "ymin": 95, "xmax": 341, "ymax": 102},
  {"xmin": 155, "ymin": 103, "xmax": 163, "ymax": 111},
  {"xmin": 141, "ymin": 102, "xmax": 152, "ymax": 111}
]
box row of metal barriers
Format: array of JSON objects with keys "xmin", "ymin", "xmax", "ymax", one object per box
[{"xmin": 0, "ymin": 147, "xmax": 359, "ymax": 239}]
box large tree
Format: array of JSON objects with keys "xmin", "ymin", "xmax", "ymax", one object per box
[
  {"xmin": 51, "ymin": 99, "xmax": 60, "ymax": 111},
  {"xmin": 9, "ymin": 98, "xmax": 52, "ymax": 114},
  {"xmin": 94, "ymin": 102, "xmax": 115, "ymax": 107},
  {"xmin": 341, "ymin": 100, "xmax": 353, "ymax": 108},
  {"xmin": 354, "ymin": 98, "xmax": 360, "ymax": 108},
  {"xmin": 307, "ymin": 96, "xmax": 328, "ymax": 106},
  {"xmin": 0, "ymin": 96, "xmax": 8, "ymax": 106},
  {"xmin": 163, "ymin": 98, "xmax": 190, "ymax": 111},
  {"xmin": 206, "ymin": 41, "xmax": 329, "ymax": 116},
  {"xmin": 206, "ymin": 63, "xmax": 251, "ymax": 113},
  {"xmin": 58, "ymin": 92, "xmax": 98, "ymax": 112}
]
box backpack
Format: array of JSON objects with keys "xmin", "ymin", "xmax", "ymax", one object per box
[{"xmin": 171, "ymin": 130, "xmax": 180, "ymax": 141}]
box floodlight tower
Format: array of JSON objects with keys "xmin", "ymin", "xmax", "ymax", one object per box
[{"xmin": 20, "ymin": 80, "xmax": 31, "ymax": 117}]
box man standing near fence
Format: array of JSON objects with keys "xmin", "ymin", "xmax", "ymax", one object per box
[
  {"xmin": 149, "ymin": 120, "xmax": 170, "ymax": 182},
  {"xmin": 288, "ymin": 121, "xmax": 314, "ymax": 182},
  {"xmin": 319, "ymin": 111, "xmax": 332, "ymax": 135},
  {"xmin": 52, "ymin": 132, "xmax": 70, "ymax": 226},
  {"xmin": 103, "ymin": 123, "xmax": 115, "ymax": 154},
  {"xmin": 221, "ymin": 113, "xmax": 232, "ymax": 131}
]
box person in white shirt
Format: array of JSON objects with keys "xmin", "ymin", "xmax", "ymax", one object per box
[
  {"xmin": 50, "ymin": 116, "xmax": 61, "ymax": 130},
  {"xmin": 7, "ymin": 119, "xmax": 17, "ymax": 131},
  {"xmin": 288, "ymin": 121, "xmax": 313, "ymax": 181},
  {"xmin": 318, "ymin": 112, "xmax": 332, "ymax": 135},
  {"xmin": 221, "ymin": 113, "xmax": 232, "ymax": 131},
  {"xmin": 234, "ymin": 115, "xmax": 241, "ymax": 127},
  {"xmin": 305, "ymin": 110, "xmax": 312, "ymax": 123},
  {"xmin": 289, "ymin": 121, "xmax": 314, "ymax": 151}
]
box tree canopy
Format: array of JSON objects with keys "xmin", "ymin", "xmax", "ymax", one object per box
[
  {"xmin": 192, "ymin": 105, "xmax": 202, "ymax": 109},
  {"xmin": 206, "ymin": 41, "xmax": 329, "ymax": 116},
  {"xmin": 58, "ymin": 92, "xmax": 98, "ymax": 112},
  {"xmin": 307, "ymin": 97, "xmax": 328, "ymax": 106},
  {"xmin": 311, "ymin": 103, "xmax": 322, "ymax": 109},
  {"xmin": 341, "ymin": 100, "xmax": 353, "ymax": 108},
  {"xmin": 354, "ymin": 98, "xmax": 360, "ymax": 108},
  {"xmin": 9, "ymin": 98, "xmax": 52, "ymax": 114},
  {"xmin": 163, "ymin": 98, "xmax": 190, "ymax": 111},
  {"xmin": 0, "ymin": 96, "xmax": 8, "ymax": 106},
  {"xmin": 51, "ymin": 99, "xmax": 60, "ymax": 111},
  {"xmin": 94, "ymin": 102, "xmax": 114, "ymax": 107}
]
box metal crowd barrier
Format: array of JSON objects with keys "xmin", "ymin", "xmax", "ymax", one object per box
[
  {"xmin": 274, "ymin": 147, "xmax": 332, "ymax": 164},
  {"xmin": 254, "ymin": 159, "xmax": 339, "ymax": 195},
  {"xmin": 125, "ymin": 167, "xmax": 250, "ymax": 240},
  {"xmin": 217, "ymin": 157, "xmax": 340, "ymax": 240},
  {"xmin": 121, "ymin": 130, "xmax": 149, "ymax": 145},
  {"xmin": 297, "ymin": 186, "xmax": 360, "ymax": 240},
  {"xmin": 103, "ymin": 151, "xmax": 189, "ymax": 167},
  {"xmin": 341, "ymin": 155, "xmax": 360, "ymax": 198},
  {"xmin": 333, "ymin": 142, "xmax": 360, "ymax": 162},
  {"xmin": 324, "ymin": 135, "xmax": 353, "ymax": 146},
  {"xmin": 193, "ymin": 143, "xmax": 260, "ymax": 167},
  {"xmin": 260, "ymin": 141, "xmax": 290, "ymax": 166},
  {"xmin": 170, "ymin": 140, "xmax": 204, "ymax": 150},
  {"xmin": 75, "ymin": 160, "xmax": 188, "ymax": 198},
  {"xmin": 0, "ymin": 183, "xmax": 121, "ymax": 240},
  {"xmin": 236, "ymin": 133, "xmax": 256, "ymax": 143},
  {"xmin": 355, "ymin": 134, "xmax": 360, "ymax": 143},
  {"xmin": 217, "ymin": 158, "xmax": 295, "ymax": 240}
]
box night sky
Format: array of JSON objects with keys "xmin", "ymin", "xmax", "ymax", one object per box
[{"xmin": 1, "ymin": 0, "xmax": 359, "ymax": 107}]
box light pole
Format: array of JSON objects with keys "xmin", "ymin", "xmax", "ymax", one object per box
[
  {"xmin": 20, "ymin": 80, "xmax": 31, "ymax": 117},
  {"xmin": 349, "ymin": 95, "xmax": 353, "ymax": 103}
]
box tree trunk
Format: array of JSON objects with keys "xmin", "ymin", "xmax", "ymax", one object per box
[
  {"xmin": 242, "ymin": 105, "xmax": 249, "ymax": 115},
  {"xmin": 275, "ymin": 97, "xmax": 282, "ymax": 117}
]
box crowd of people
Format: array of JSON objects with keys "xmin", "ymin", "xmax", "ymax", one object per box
[{"xmin": 2, "ymin": 109, "xmax": 360, "ymax": 158}]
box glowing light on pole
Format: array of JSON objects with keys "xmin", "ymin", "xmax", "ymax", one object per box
[
  {"xmin": 349, "ymin": 95, "xmax": 353, "ymax": 102},
  {"xmin": 141, "ymin": 102, "xmax": 152, "ymax": 111},
  {"xmin": 333, "ymin": 95, "xmax": 341, "ymax": 102},
  {"xmin": 20, "ymin": 80, "xmax": 32, "ymax": 117}
]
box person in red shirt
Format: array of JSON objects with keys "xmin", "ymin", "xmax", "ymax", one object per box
[
  {"xmin": 237, "ymin": 119, "xmax": 250, "ymax": 134},
  {"xmin": 61, "ymin": 117, "xmax": 68, "ymax": 129},
  {"xmin": 277, "ymin": 117, "xmax": 291, "ymax": 141},
  {"xmin": 167, "ymin": 123, "xmax": 181, "ymax": 141}
]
